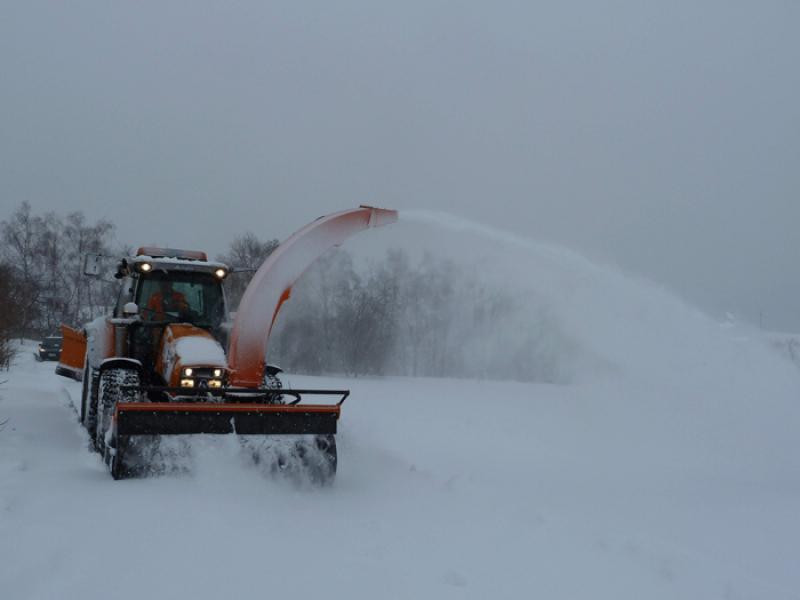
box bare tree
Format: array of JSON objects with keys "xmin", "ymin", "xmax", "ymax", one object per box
[
  {"xmin": 269, "ymin": 246, "xmax": 572, "ymax": 383},
  {"xmin": 0, "ymin": 202, "xmax": 118, "ymax": 335},
  {"xmin": 60, "ymin": 211, "xmax": 115, "ymax": 324},
  {"xmin": 216, "ymin": 232, "xmax": 279, "ymax": 311},
  {"xmin": 0, "ymin": 202, "xmax": 43, "ymax": 336},
  {"xmin": 0, "ymin": 263, "xmax": 24, "ymax": 368}
]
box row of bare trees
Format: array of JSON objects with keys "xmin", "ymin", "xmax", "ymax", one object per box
[
  {"xmin": 0, "ymin": 264, "xmax": 25, "ymax": 369},
  {"xmin": 215, "ymin": 232, "xmax": 279, "ymax": 309},
  {"xmin": 269, "ymin": 248, "xmax": 570, "ymax": 383},
  {"xmin": 220, "ymin": 228, "xmax": 566, "ymax": 382},
  {"xmin": 1, "ymin": 202, "xmax": 563, "ymax": 382},
  {"xmin": 0, "ymin": 202, "xmax": 119, "ymax": 341}
]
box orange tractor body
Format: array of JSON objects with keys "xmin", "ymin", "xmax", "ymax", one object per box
[{"xmin": 58, "ymin": 206, "xmax": 397, "ymax": 479}]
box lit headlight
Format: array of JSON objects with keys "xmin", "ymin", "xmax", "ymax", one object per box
[
  {"xmin": 180, "ymin": 379, "xmax": 195, "ymax": 388},
  {"xmin": 214, "ymin": 268, "xmax": 227, "ymax": 279},
  {"xmin": 209, "ymin": 379, "xmax": 223, "ymax": 388},
  {"xmin": 139, "ymin": 262, "xmax": 152, "ymax": 272},
  {"xmin": 183, "ymin": 367, "xmax": 193, "ymax": 377},
  {"xmin": 213, "ymin": 368, "xmax": 223, "ymax": 378}
]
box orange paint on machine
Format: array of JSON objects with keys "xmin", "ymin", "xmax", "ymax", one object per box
[{"xmin": 55, "ymin": 206, "xmax": 397, "ymax": 480}]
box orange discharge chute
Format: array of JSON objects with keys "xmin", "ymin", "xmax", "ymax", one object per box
[{"xmin": 228, "ymin": 205, "xmax": 398, "ymax": 387}]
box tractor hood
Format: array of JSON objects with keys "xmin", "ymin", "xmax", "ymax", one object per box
[{"xmin": 157, "ymin": 324, "xmax": 227, "ymax": 386}]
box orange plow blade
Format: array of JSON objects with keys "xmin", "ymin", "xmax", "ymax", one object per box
[
  {"xmin": 56, "ymin": 324, "xmax": 86, "ymax": 380},
  {"xmin": 114, "ymin": 402, "xmax": 340, "ymax": 436},
  {"xmin": 106, "ymin": 401, "xmax": 341, "ymax": 481}
]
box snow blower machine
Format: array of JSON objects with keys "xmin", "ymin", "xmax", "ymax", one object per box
[{"xmin": 57, "ymin": 206, "xmax": 398, "ymax": 480}]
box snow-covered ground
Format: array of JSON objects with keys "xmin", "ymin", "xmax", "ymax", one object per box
[
  {"xmin": 2, "ymin": 215, "xmax": 800, "ymax": 599},
  {"xmin": 1, "ymin": 332, "xmax": 799, "ymax": 599}
]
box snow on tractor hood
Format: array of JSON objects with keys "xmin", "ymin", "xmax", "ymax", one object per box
[
  {"xmin": 174, "ymin": 335, "xmax": 226, "ymax": 366},
  {"xmin": 160, "ymin": 324, "xmax": 227, "ymax": 384}
]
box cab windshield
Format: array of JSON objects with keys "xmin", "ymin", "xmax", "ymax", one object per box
[{"xmin": 136, "ymin": 271, "xmax": 225, "ymax": 326}]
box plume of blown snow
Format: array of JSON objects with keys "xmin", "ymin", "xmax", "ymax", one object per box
[
  {"xmin": 386, "ymin": 209, "xmax": 800, "ymax": 479},
  {"xmin": 395, "ymin": 210, "xmax": 795, "ymax": 382}
]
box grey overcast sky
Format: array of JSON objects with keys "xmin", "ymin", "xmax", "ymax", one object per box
[{"xmin": 1, "ymin": 1, "xmax": 798, "ymax": 330}]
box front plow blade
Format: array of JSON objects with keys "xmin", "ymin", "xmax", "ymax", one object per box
[
  {"xmin": 115, "ymin": 403, "xmax": 340, "ymax": 436},
  {"xmin": 106, "ymin": 403, "xmax": 340, "ymax": 481}
]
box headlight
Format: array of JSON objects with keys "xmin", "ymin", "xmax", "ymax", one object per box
[
  {"xmin": 214, "ymin": 268, "xmax": 227, "ymax": 279},
  {"xmin": 180, "ymin": 379, "xmax": 195, "ymax": 388},
  {"xmin": 213, "ymin": 368, "xmax": 223, "ymax": 377},
  {"xmin": 209, "ymin": 379, "xmax": 223, "ymax": 388},
  {"xmin": 183, "ymin": 367, "xmax": 193, "ymax": 377},
  {"xmin": 138, "ymin": 262, "xmax": 152, "ymax": 272}
]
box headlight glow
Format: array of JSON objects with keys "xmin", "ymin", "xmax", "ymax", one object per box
[
  {"xmin": 209, "ymin": 379, "xmax": 223, "ymax": 388},
  {"xmin": 213, "ymin": 368, "xmax": 223, "ymax": 377},
  {"xmin": 183, "ymin": 367, "xmax": 193, "ymax": 377},
  {"xmin": 180, "ymin": 379, "xmax": 195, "ymax": 388},
  {"xmin": 214, "ymin": 268, "xmax": 227, "ymax": 279},
  {"xmin": 139, "ymin": 262, "xmax": 152, "ymax": 272}
]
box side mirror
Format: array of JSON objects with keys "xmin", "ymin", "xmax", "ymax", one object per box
[
  {"xmin": 123, "ymin": 302, "xmax": 139, "ymax": 317},
  {"xmin": 83, "ymin": 254, "xmax": 102, "ymax": 277}
]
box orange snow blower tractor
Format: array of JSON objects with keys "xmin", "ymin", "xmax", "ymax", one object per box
[{"xmin": 57, "ymin": 206, "xmax": 397, "ymax": 480}]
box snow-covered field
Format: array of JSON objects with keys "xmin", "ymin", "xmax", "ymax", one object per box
[
  {"xmin": 2, "ymin": 216, "xmax": 800, "ymax": 599},
  {"xmin": 1, "ymin": 332, "xmax": 799, "ymax": 599}
]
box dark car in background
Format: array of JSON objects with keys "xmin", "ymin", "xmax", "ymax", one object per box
[{"xmin": 36, "ymin": 336, "xmax": 62, "ymax": 361}]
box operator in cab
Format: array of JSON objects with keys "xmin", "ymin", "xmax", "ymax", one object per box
[{"xmin": 145, "ymin": 280, "xmax": 190, "ymax": 321}]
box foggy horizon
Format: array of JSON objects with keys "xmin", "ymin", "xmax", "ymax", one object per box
[{"xmin": 2, "ymin": 1, "xmax": 798, "ymax": 331}]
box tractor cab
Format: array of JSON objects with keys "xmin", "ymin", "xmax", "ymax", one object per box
[
  {"xmin": 111, "ymin": 248, "xmax": 231, "ymax": 389},
  {"xmin": 114, "ymin": 247, "xmax": 228, "ymax": 323}
]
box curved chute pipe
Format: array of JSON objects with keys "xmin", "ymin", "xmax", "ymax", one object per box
[{"xmin": 228, "ymin": 205, "xmax": 398, "ymax": 387}]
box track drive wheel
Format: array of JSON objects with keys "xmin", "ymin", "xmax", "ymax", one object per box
[
  {"xmin": 81, "ymin": 366, "xmax": 100, "ymax": 429},
  {"xmin": 96, "ymin": 366, "xmax": 140, "ymax": 478},
  {"xmin": 83, "ymin": 367, "xmax": 101, "ymax": 446},
  {"xmin": 80, "ymin": 364, "xmax": 90, "ymax": 424}
]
